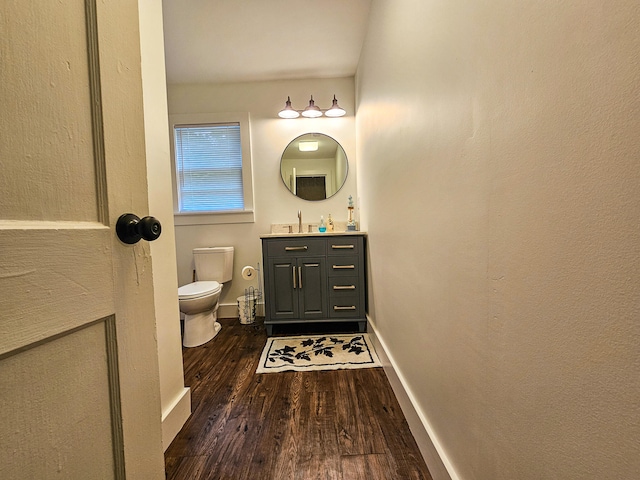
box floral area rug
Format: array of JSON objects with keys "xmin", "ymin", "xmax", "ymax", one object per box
[{"xmin": 256, "ymin": 334, "xmax": 381, "ymax": 373}]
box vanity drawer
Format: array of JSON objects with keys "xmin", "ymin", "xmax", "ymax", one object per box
[
  {"xmin": 329, "ymin": 295, "xmax": 362, "ymax": 318},
  {"xmin": 328, "ymin": 237, "xmax": 361, "ymax": 255},
  {"xmin": 266, "ymin": 238, "xmax": 326, "ymax": 257},
  {"xmin": 329, "ymin": 276, "xmax": 360, "ymax": 296},
  {"xmin": 328, "ymin": 255, "xmax": 360, "ymax": 277}
]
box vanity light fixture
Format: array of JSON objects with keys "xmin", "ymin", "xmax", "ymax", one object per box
[{"xmin": 278, "ymin": 95, "xmax": 346, "ymax": 118}]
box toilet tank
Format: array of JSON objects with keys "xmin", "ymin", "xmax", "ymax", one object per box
[{"xmin": 193, "ymin": 247, "xmax": 234, "ymax": 283}]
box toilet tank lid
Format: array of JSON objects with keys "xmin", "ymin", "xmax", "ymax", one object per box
[
  {"xmin": 178, "ymin": 281, "xmax": 221, "ymax": 299},
  {"xmin": 193, "ymin": 246, "xmax": 234, "ymax": 253}
]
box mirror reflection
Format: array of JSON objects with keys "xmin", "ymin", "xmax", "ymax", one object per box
[{"xmin": 280, "ymin": 133, "xmax": 348, "ymax": 201}]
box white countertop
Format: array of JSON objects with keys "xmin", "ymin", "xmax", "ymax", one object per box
[
  {"xmin": 261, "ymin": 222, "xmax": 366, "ymax": 238},
  {"xmin": 260, "ymin": 230, "xmax": 366, "ymax": 239}
]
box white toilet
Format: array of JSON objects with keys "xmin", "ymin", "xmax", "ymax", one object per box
[{"xmin": 178, "ymin": 247, "xmax": 234, "ymax": 347}]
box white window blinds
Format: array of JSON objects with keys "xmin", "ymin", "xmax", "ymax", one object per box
[{"xmin": 174, "ymin": 123, "xmax": 245, "ymax": 213}]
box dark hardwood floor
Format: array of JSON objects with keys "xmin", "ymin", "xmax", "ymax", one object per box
[{"xmin": 165, "ymin": 318, "xmax": 432, "ymax": 480}]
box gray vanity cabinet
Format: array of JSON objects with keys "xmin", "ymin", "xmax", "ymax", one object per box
[{"xmin": 262, "ymin": 234, "xmax": 366, "ymax": 335}]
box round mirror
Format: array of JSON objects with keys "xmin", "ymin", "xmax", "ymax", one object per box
[{"xmin": 280, "ymin": 133, "xmax": 348, "ymax": 201}]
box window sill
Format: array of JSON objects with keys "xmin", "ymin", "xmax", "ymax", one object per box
[{"xmin": 174, "ymin": 210, "xmax": 255, "ymax": 226}]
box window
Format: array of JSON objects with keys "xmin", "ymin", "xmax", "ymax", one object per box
[
  {"xmin": 174, "ymin": 123, "xmax": 243, "ymax": 212},
  {"xmin": 170, "ymin": 113, "xmax": 254, "ymax": 225}
]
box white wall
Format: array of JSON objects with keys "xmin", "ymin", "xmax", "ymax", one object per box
[
  {"xmin": 138, "ymin": 0, "xmax": 190, "ymax": 451},
  {"xmin": 167, "ymin": 78, "xmax": 357, "ymax": 314},
  {"xmin": 357, "ymin": 1, "xmax": 640, "ymax": 479}
]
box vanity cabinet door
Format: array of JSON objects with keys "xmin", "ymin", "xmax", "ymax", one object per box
[
  {"xmin": 298, "ymin": 257, "xmax": 327, "ymax": 319},
  {"xmin": 266, "ymin": 256, "xmax": 327, "ymax": 321},
  {"xmin": 267, "ymin": 257, "xmax": 298, "ymax": 320}
]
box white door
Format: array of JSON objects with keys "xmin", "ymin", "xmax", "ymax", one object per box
[{"xmin": 0, "ymin": 1, "xmax": 164, "ymax": 479}]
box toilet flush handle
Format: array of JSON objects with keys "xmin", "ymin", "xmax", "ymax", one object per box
[{"xmin": 116, "ymin": 213, "xmax": 162, "ymax": 244}]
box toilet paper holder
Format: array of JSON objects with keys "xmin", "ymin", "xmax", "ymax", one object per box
[
  {"xmin": 241, "ymin": 265, "xmax": 257, "ymax": 280},
  {"xmin": 239, "ymin": 263, "xmax": 262, "ymax": 322}
]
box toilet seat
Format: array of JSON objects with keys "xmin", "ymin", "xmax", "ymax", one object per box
[{"xmin": 178, "ymin": 281, "xmax": 221, "ymax": 300}]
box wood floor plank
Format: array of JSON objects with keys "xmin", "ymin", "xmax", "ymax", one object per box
[
  {"xmin": 294, "ymin": 454, "xmax": 343, "ymax": 480},
  {"xmin": 165, "ymin": 318, "xmax": 433, "ymax": 480},
  {"xmin": 335, "ymin": 369, "xmax": 389, "ymax": 456},
  {"xmin": 341, "ymin": 453, "xmax": 396, "ymax": 480},
  {"xmin": 165, "ymin": 455, "xmax": 210, "ymax": 480}
]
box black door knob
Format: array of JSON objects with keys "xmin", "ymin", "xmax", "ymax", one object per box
[{"xmin": 116, "ymin": 213, "xmax": 162, "ymax": 244}]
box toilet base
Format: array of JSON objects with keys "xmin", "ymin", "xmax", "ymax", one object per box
[{"xmin": 182, "ymin": 309, "xmax": 222, "ymax": 347}]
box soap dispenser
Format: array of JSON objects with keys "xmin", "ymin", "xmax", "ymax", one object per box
[
  {"xmin": 327, "ymin": 214, "xmax": 334, "ymax": 232},
  {"xmin": 319, "ymin": 215, "xmax": 327, "ymax": 233}
]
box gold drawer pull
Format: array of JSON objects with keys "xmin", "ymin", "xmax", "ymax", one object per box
[
  {"xmin": 333, "ymin": 285, "xmax": 356, "ymax": 290},
  {"xmin": 285, "ymin": 246, "xmax": 308, "ymax": 251},
  {"xmin": 331, "ymin": 244, "xmax": 354, "ymax": 249},
  {"xmin": 332, "ymin": 264, "xmax": 355, "ymax": 270},
  {"xmin": 334, "ymin": 305, "xmax": 357, "ymax": 311}
]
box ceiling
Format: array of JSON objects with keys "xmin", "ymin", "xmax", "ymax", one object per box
[{"xmin": 161, "ymin": 0, "xmax": 372, "ymax": 85}]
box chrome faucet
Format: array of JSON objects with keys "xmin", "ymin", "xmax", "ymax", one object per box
[{"xmin": 298, "ymin": 210, "xmax": 302, "ymax": 233}]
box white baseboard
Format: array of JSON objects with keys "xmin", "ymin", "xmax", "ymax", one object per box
[
  {"xmin": 218, "ymin": 300, "xmax": 264, "ymax": 319},
  {"xmin": 367, "ymin": 318, "xmax": 460, "ymax": 480},
  {"xmin": 161, "ymin": 386, "xmax": 191, "ymax": 452}
]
